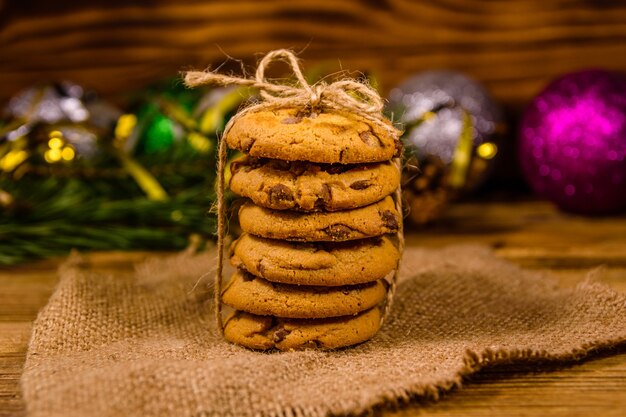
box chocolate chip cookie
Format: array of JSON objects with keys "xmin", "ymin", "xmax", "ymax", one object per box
[
  {"xmin": 223, "ymin": 307, "xmax": 381, "ymax": 350},
  {"xmin": 224, "ymin": 108, "xmax": 400, "ymax": 164},
  {"xmin": 238, "ymin": 196, "xmax": 400, "ymax": 242},
  {"xmin": 230, "ymin": 233, "xmax": 399, "ymax": 286},
  {"xmin": 222, "ymin": 270, "xmax": 386, "ymax": 318},
  {"xmin": 229, "ymin": 155, "xmax": 400, "ymax": 211}
]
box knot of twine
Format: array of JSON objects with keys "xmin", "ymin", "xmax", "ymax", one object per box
[
  {"xmin": 184, "ymin": 49, "xmax": 403, "ymax": 336},
  {"xmin": 184, "ymin": 49, "xmax": 399, "ymax": 138}
]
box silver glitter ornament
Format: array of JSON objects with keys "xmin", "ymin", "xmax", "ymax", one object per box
[
  {"xmin": 387, "ymin": 71, "xmax": 505, "ymax": 226},
  {"xmin": 387, "ymin": 70, "xmax": 505, "ymax": 193},
  {"xmin": 1, "ymin": 82, "xmax": 121, "ymax": 165}
]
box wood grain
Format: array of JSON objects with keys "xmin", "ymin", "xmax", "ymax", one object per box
[
  {"xmin": 1, "ymin": 200, "xmax": 625, "ymax": 416},
  {"xmin": 2, "ymin": 0, "xmax": 626, "ymax": 106},
  {"xmin": 389, "ymin": 351, "xmax": 626, "ymax": 417}
]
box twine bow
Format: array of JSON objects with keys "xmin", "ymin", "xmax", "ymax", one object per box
[
  {"xmin": 184, "ymin": 49, "xmax": 399, "ymax": 138},
  {"xmin": 184, "ymin": 50, "xmax": 403, "ymax": 336}
]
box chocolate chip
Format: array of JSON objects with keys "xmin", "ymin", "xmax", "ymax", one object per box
[
  {"xmin": 321, "ymin": 184, "xmax": 331, "ymax": 200},
  {"xmin": 314, "ymin": 184, "xmax": 332, "ymax": 209},
  {"xmin": 326, "ymin": 165, "xmax": 345, "ymax": 174},
  {"xmin": 241, "ymin": 137, "xmax": 256, "ymax": 152},
  {"xmin": 269, "ymin": 184, "xmax": 294, "ymax": 205},
  {"xmin": 290, "ymin": 162, "xmax": 308, "ymax": 176},
  {"xmin": 257, "ymin": 260, "xmax": 266, "ymax": 275},
  {"xmin": 359, "ymin": 130, "xmax": 381, "ymax": 147},
  {"xmin": 303, "ymin": 339, "xmax": 323, "ymax": 349},
  {"xmin": 272, "ymin": 160, "xmax": 292, "ymax": 171},
  {"xmin": 281, "ymin": 116, "xmax": 302, "ymax": 124},
  {"xmin": 248, "ymin": 156, "xmax": 263, "ymax": 167},
  {"xmin": 323, "ymin": 224, "xmax": 352, "ymax": 240},
  {"xmin": 349, "ymin": 180, "xmax": 371, "ymax": 190},
  {"xmin": 331, "ymin": 124, "xmax": 350, "ymax": 134},
  {"xmin": 273, "ymin": 327, "xmax": 290, "ymax": 343},
  {"xmin": 314, "ymin": 199, "xmax": 325, "ymax": 209},
  {"xmin": 381, "ymin": 210, "xmax": 399, "ymax": 230}
]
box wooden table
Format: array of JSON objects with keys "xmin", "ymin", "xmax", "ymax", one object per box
[{"xmin": 1, "ymin": 200, "xmax": 625, "ymax": 417}]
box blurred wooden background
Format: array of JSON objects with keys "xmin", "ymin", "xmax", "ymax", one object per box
[{"xmin": 2, "ymin": 0, "xmax": 626, "ymax": 108}]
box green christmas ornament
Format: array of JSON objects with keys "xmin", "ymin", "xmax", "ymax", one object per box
[{"xmin": 128, "ymin": 80, "xmax": 248, "ymax": 156}]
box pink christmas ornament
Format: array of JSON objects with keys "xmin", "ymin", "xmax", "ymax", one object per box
[{"xmin": 519, "ymin": 70, "xmax": 626, "ymax": 214}]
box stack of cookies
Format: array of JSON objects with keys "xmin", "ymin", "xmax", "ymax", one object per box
[{"xmin": 221, "ymin": 107, "xmax": 402, "ymax": 350}]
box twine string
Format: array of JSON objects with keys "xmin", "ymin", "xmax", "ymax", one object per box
[
  {"xmin": 184, "ymin": 49, "xmax": 395, "ymax": 138},
  {"xmin": 214, "ymin": 136, "xmax": 228, "ymax": 335},
  {"xmin": 184, "ymin": 49, "xmax": 403, "ymax": 332}
]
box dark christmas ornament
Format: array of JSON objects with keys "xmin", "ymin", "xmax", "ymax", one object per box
[
  {"xmin": 0, "ymin": 82, "xmax": 122, "ymax": 178},
  {"xmin": 519, "ymin": 69, "xmax": 626, "ymax": 215},
  {"xmin": 401, "ymin": 156, "xmax": 449, "ymax": 225},
  {"xmin": 387, "ymin": 70, "xmax": 505, "ymax": 224}
]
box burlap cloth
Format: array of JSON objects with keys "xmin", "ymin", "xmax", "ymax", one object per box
[{"xmin": 21, "ymin": 245, "xmax": 626, "ymax": 417}]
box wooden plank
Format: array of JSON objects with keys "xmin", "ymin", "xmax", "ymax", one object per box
[
  {"xmin": 389, "ymin": 350, "xmax": 626, "ymax": 417},
  {"xmin": 0, "ymin": 323, "xmax": 30, "ymax": 417},
  {"xmin": 547, "ymin": 268, "xmax": 626, "ymax": 292},
  {"xmin": 3, "ymin": 0, "xmax": 626, "ymax": 105},
  {"xmin": 407, "ymin": 201, "xmax": 626, "ymax": 268}
]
